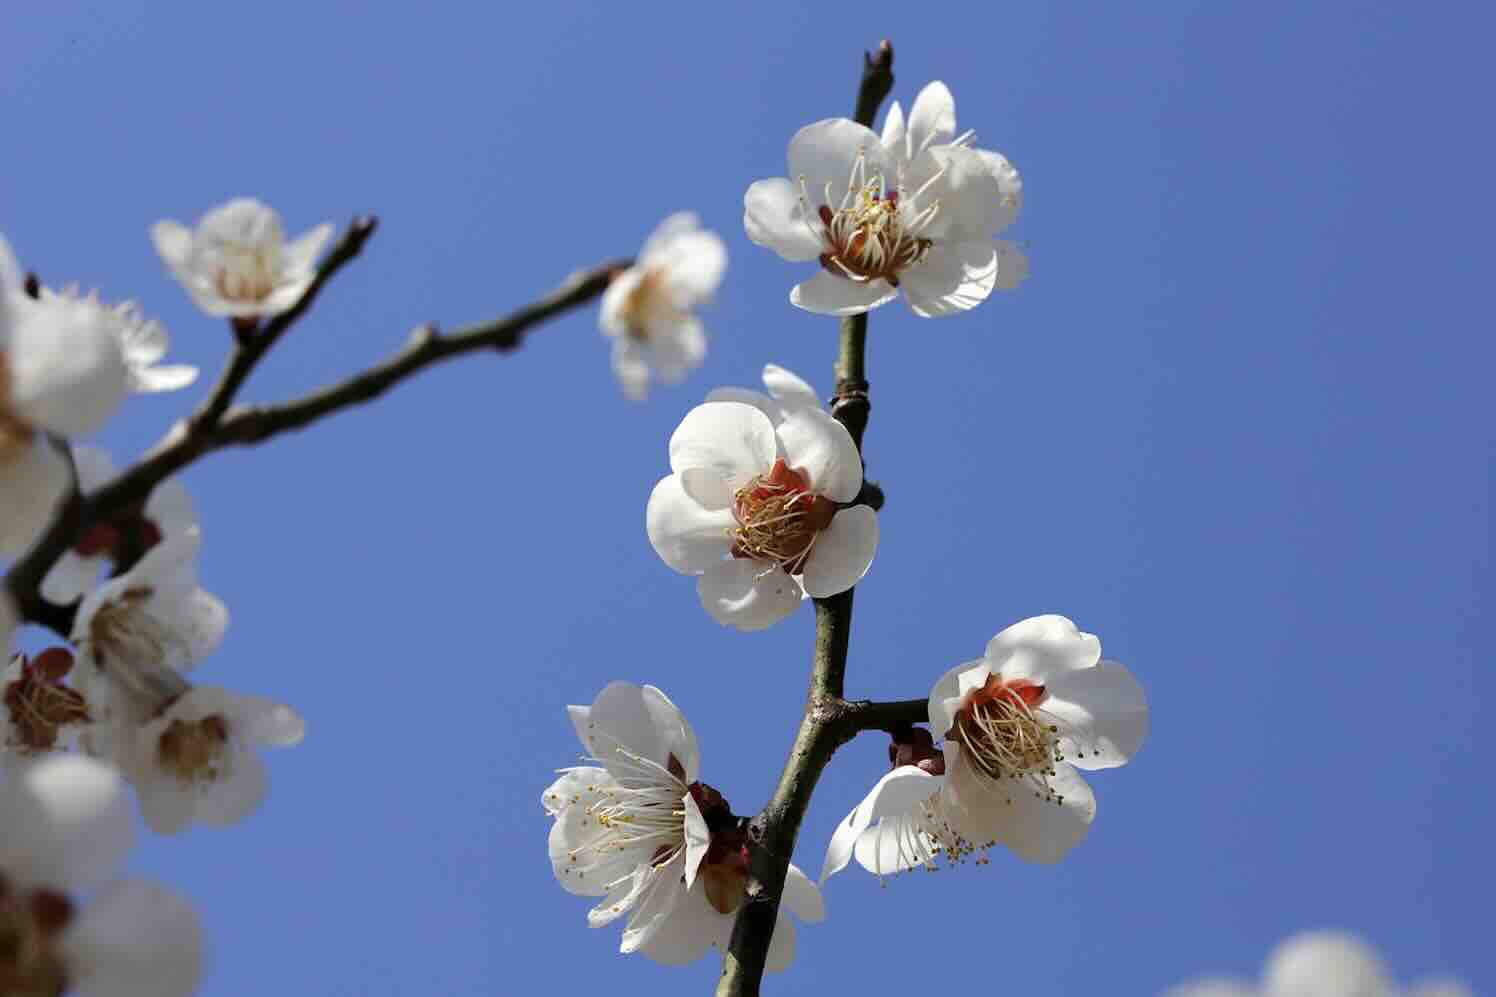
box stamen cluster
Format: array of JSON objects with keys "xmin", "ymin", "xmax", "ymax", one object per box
[
  {"xmin": 951, "ymin": 679, "xmax": 1066, "ymax": 806},
  {"xmin": 730, "ymin": 459, "xmax": 836, "ymax": 574},
  {"xmin": 157, "ymin": 714, "xmax": 230, "ymax": 783},
  {"xmin": 3, "ymin": 650, "xmax": 89, "ymax": 756},
  {"xmin": 0, "ymin": 876, "xmax": 71, "ymax": 997},
  {"xmin": 800, "ymin": 149, "xmax": 942, "ymax": 286}
]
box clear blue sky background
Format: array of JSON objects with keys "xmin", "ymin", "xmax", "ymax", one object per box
[{"xmin": 3, "ymin": 2, "xmax": 1492, "ymax": 994}]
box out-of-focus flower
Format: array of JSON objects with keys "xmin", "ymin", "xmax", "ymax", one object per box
[
  {"xmin": 928, "ymin": 615, "xmax": 1147, "ymax": 864},
  {"xmin": 544, "ymin": 681, "xmax": 821, "ymax": 969},
  {"xmin": 647, "ymin": 401, "xmax": 877, "ymax": 630},
  {"xmin": 38, "ymin": 288, "xmax": 196, "ymax": 394},
  {"xmin": 0, "ymin": 754, "xmax": 202, "ymax": 996},
  {"xmin": 705, "ymin": 363, "xmax": 823, "ymax": 425},
  {"xmin": 599, "ymin": 213, "xmax": 726, "ymax": 400},
  {"xmin": 1162, "ymin": 931, "xmax": 1472, "ymax": 997},
  {"xmin": 743, "ymin": 83, "xmax": 1023, "ymax": 317},
  {"xmin": 2, "ymin": 648, "xmax": 91, "ymax": 769},
  {"xmin": 0, "ymin": 236, "xmax": 133, "ymax": 554},
  {"xmin": 151, "ymin": 197, "xmax": 332, "ymax": 318},
  {"xmin": 43, "ymin": 447, "xmax": 197, "ymax": 605}
]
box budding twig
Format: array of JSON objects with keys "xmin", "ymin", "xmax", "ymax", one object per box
[{"xmin": 4, "ymin": 216, "xmax": 628, "ymax": 640}]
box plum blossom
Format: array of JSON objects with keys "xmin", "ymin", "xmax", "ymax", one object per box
[
  {"xmin": 36, "ymin": 287, "xmax": 197, "ymax": 395},
  {"xmin": 743, "ymin": 83, "xmax": 1023, "ymax": 317},
  {"xmin": 929, "ymin": 615, "xmax": 1147, "ymax": 864},
  {"xmin": 705, "ymin": 363, "xmax": 823, "ymax": 425},
  {"xmin": 0, "ymin": 754, "xmax": 202, "ymax": 996},
  {"xmin": 0, "ymin": 236, "xmax": 131, "ymax": 554},
  {"xmin": 823, "ymin": 616, "xmax": 1146, "ymax": 878},
  {"xmin": 544, "ymin": 682, "xmax": 822, "ymax": 969},
  {"xmin": 42, "ymin": 447, "xmax": 197, "ymax": 605},
  {"xmin": 151, "ymin": 197, "xmax": 332, "ymax": 319},
  {"xmin": 599, "ymin": 213, "xmax": 726, "ymax": 400},
  {"xmin": 646, "ymin": 401, "xmax": 877, "ymax": 630},
  {"xmin": 1162, "ymin": 931, "xmax": 1472, "ymax": 997}
]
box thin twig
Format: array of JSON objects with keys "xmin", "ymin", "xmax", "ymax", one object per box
[
  {"xmin": 716, "ymin": 39, "xmax": 898, "ymax": 997},
  {"xmin": 4, "ymin": 219, "xmax": 627, "ymax": 639}
]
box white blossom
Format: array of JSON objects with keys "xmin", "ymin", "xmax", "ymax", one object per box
[
  {"xmin": 42, "ymin": 447, "xmax": 197, "ymax": 605},
  {"xmin": 1162, "ymin": 931, "xmax": 1472, "ymax": 997},
  {"xmin": 647, "ymin": 401, "xmax": 877, "ymax": 630},
  {"xmin": 743, "ymin": 84, "xmax": 1022, "ymax": 317},
  {"xmin": 0, "ymin": 754, "xmax": 202, "ymax": 996},
  {"xmin": 544, "ymin": 681, "xmax": 822, "ymax": 969},
  {"xmin": 151, "ymin": 197, "xmax": 332, "ymax": 318},
  {"xmin": 928, "ymin": 615, "xmax": 1147, "ymax": 864},
  {"xmin": 37, "ymin": 288, "xmax": 197, "ymax": 394},
  {"xmin": 600, "ymin": 213, "xmax": 726, "ymax": 400},
  {"xmin": 0, "ymin": 236, "xmax": 133, "ymax": 555}
]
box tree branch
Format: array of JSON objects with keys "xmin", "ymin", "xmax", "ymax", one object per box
[
  {"xmin": 4, "ymin": 224, "xmax": 627, "ymax": 639},
  {"xmin": 717, "ymin": 39, "xmax": 895, "ymax": 997}
]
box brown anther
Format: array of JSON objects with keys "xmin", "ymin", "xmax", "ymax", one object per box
[
  {"xmin": 158, "ymin": 714, "xmax": 230, "ymax": 782},
  {"xmin": 729, "ymin": 459, "xmax": 838, "ymax": 575},
  {"xmin": 3, "ymin": 657, "xmax": 89, "ymax": 755}
]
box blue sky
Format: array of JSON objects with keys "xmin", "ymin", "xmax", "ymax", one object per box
[{"xmin": 3, "ymin": 2, "xmax": 1492, "ymax": 994}]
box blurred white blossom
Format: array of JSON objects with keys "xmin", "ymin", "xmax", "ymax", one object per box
[
  {"xmin": 647, "ymin": 401, "xmax": 877, "ymax": 630},
  {"xmin": 600, "ymin": 213, "xmax": 726, "ymax": 400},
  {"xmin": 1162, "ymin": 931, "xmax": 1472, "ymax": 997},
  {"xmin": 152, "ymin": 197, "xmax": 331, "ymax": 318},
  {"xmin": 0, "ymin": 754, "xmax": 202, "ymax": 996}
]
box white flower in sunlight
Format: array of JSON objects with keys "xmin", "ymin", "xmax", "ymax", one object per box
[
  {"xmin": 1163, "ymin": 931, "xmax": 1472, "ymax": 997},
  {"xmin": 647, "ymin": 401, "xmax": 877, "ymax": 631},
  {"xmin": 599, "ymin": 213, "xmax": 727, "ymax": 400},
  {"xmin": 879, "ymin": 80, "xmax": 1028, "ymax": 293},
  {"xmin": 2, "ymin": 648, "xmax": 91, "ymax": 768},
  {"xmin": 544, "ymin": 681, "xmax": 822, "ymax": 969},
  {"xmin": 37, "ymin": 287, "xmax": 197, "ymax": 394},
  {"xmin": 705, "ymin": 363, "xmax": 823, "ymax": 425},
  {"xmin": 0, "ymin": 235, "xmax": 132, "ymax": 554},
  {"xmin": 0, "ymin": 754, "xmax": 202, "ymax": 996},
  {"xmin": 117, "ymin": 683, "xmax": 305, "ymax": 835},
  {"xmin": 72, "ymin": 528, "xmax": 227, "ymax": 679},
  {"xmin": 151, "ymin": 197, "xmax": 332, "ymax": 318},
  {"xmin": 928, "ymin": 615, "xmax": 1147, "ymax": 864},
  {"xmin": 743, "ymin": 99, "xmax": 1020, "ymax": 317},
  {"xmin": 43, "ymin": 447, "xmax": 197, "ymax": 605}
]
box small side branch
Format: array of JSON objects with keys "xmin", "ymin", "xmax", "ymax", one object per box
[{"xmin": 4, "ymin": 238, "xmax": 626, "ymax": 639}]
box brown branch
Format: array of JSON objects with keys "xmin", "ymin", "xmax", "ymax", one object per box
[
  {"xmin": 4, "ymin": 219, "xmax": 627, "ymax": 639},
  {"xmin": 717, "ymin": 39, "xmax": 896, "ymax": 997}
]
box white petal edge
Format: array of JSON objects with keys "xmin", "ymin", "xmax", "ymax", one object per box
[{"xmin": 801, "ymin": 505, "xmax": 878, "ymax": 598}]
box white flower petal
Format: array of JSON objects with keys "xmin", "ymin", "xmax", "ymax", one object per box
[
  {"xmin": 659, "ymin": 231, "xmax": 726, "ymax": 307},
  {"xmin": 900, "ymin": 240, "xmax": 998, "ymax": 318},
  {"xmin": 683, "ymin": 791, "xmax": 710, "ymax": 889},
  {"xmin": 790, "ymin": 271, "xmax": 897, "ymax": 316},
  {"xmin": 668, "ymin": 401, "xmax": 776, "ymax": 502},
  {"xmin": 646, "ymin": 475, "xmax": 734, "ymax": 573},
  {"xmin": 781, "ymin": 862, "xmax": 824, "ymax": 923},
  {"xmin": 761, "ymin": 364, "xmax": 820, "ymax": 411},
  {"xmin": 611, "ymin": 336, "xmax": 651, "ymax": 400},
  {"xmin": 646, "ymin": 316, "xmax": 706, "ymax": 383},
  {"xmin": 986, "ymin": 614, "xmax": 1102, "ymax": 683},
  {"xmin": 926, "ymin": 660, "xmax": 988, "ymax": 737},
  {"xmin": 696, "ymin": 559, "xmax": 802, "ymax": 631},
  {"xmin": 777, "ymin": 406, "xmax": 862, "ymax": 503},
  {"xmin": 41, "ymin": 551, "xmax": 100, "ymax": 605},
  {"xmin": 0, "ymin": 439, "xmax": 69, "ymax": 557},
  {"xmin": 638, "ymin": 881, "xmax": 726, "ymax": 966},
  {"xmin": 1263, "ymin": 932, "xmax": 1396, "ymax": 997},
  {"xmin": 821, "ymin": 766, "xmax": 940, "ymax": 882},
  {"xmin": 130, "ymin": 364, "xmax": 199, "ymax": 393},
  {"xmin": 905, "ymin": 81, "xmax": 957, "ymax": 158},
  {"xmin": 63, "ymin": 880, "xmax": 203, "ymax": 997},
  {"xmin": 145, "ymin": 477, "xmax": 197, "ymax": 533},
  {"xmin": 192, "ymin": 752, "xmax": 268, "ymax": 827},
  {"xmin": 598, "ymin": 268, "xmax": 641, "ymax": 339},
  {"xmin": 546, "ymin": 773, "xmax": 644, "ymax": 896},
  {"xmin": 880, "ymin": 100, "xmax": 906, "ymax": 155},
  {"xmin": 994, "ymin": 240, "xmax": 1030, "ymax": 290},
  {"xmin": 0, "ymin": 755, "xmax": 133, "ymax": 888},
  {"xmin": 229, "ymin": 694, "xmax": 305, "ymax": 747},
  {"xmin": 149, "ymin": 221, "xmax": 193, "ymax": 271},
  {"xmin": 947, "ymin": 757, "xmax": 1095, "ymax": 863},
  {"xmin": 7, "ymin": 294, "xmax": 130, "ymax": 436},
  {"xmin": 619, "ymin": 860, "xmax": 685, "ymax": 952},
  {"xmin": 787, "ymin": 119, "xmax": 891, "ymax": 210},
  {"xmin": 641, "ymin": 684, "xmax": 700, "ymax": 783},
  {"xmin": 801, "ymin": 505, "xmax": 877, "ymax": 598},
  {"xmin": 639, "ymin": 212, "xmax": 703, "ymax": 263},
  {"xmin": 281, "ymin": 222, "xmax": 333, "ymax": 276},
  {"xmin": 704, "ymin": 386, "xmax": 779, "ymax": 423},
  {"xmin": 764, "ymin": 909, "xmax": 797, "ymax": 972},
  {"xmin": 743, "ymin": 179, "xmax": 825, "ymax": 262},
  {"xmin": 584, "ymin": 681, "xmax": 674, "ymax": 778},
  {"xmin": 1042, "ymin": 660, "xmax": 1148, "ymax": 770}
]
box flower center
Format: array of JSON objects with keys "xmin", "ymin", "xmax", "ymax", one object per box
[
  {"xmin": 620, "ymin": 268, "xmax": 683, "ymax": 341},
  {"xmin": 87, "ymin": 587, "xmax": 184, "ymax": 671},
  {"xmin": 799, "ymin": 148, "xmax": 943, "ymax": 286},
  {"xmin": 3, "ymin": 651, "xmax": 89, "ymax": 756},
  {"xmin": 0, "ymin": 878, "xmax": 72, "ymax": 997},
  {"xmin": 158, "ymin": 714, "xmax": 230, "ymax": 783},
  {"xmin": 950, "ymin": 677, "xmax": 1066, "ymax": 804},
  {"xmin": 212, "ymin": 241, "xmax": 278, "ymax": 304},
  {"xmin": 730, "ymin": 459, "xmax": 837, "ymax": 575}
]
